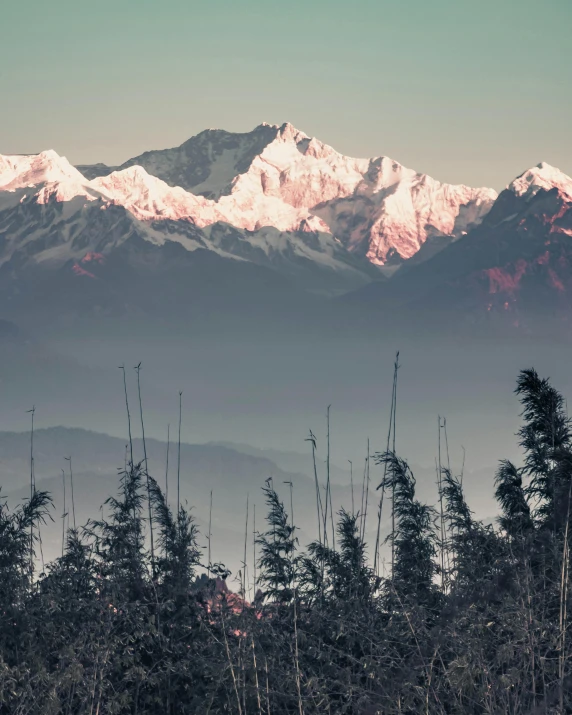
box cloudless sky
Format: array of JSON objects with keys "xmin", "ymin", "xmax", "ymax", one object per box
[{"xmin": 1, "ymin": 0, "xmax": 571, "ymax": 189}]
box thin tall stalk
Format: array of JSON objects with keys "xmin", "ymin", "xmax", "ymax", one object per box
[
  {"xmin": 442, "ymin": 417, "xmax": 453, "ymax": 579},
  {"xmin": 306, "ymin": 430, "xmax": 323, "ymax": 546},
  {"xmin": 251, "ymin": 635, "xmax": 262, "ymax": 715},
  {"xmin": 253, "ymin": 504, "xmax": 257, "ymax": 599},
  {"xmin": 360, "ymin": 457, "xmax": 367, "ymax": 540},
  {"xmin": 325, "ymin": 406, "xmax": 335, "ymax": 551},
  {"xmin": 221, "ymin": 609, "xmax": 243, "ymax": 715},
  {"xmin": 165, "ymin": 424, "xmax": 170, "ymax": 505},
  {"xmin": 374, "ymin": 351, "xmax": 399, "ymax": 576},
  {"xmin": 285, "ymin": 480, "xmax": 303, "ymax": 715},
  {"xmin": 264, "ymin": 657, "xmax": 271, "ymax": 715},
  {"xmin": 361, "ymin": 440, "xmax": 370, "ymax": 543},
  {"xmin": 27, "ymin": 406, "xmax": 35, "ymax": 583},
  {"xmin": 437, "ymin": 416, "xmax": 446, "ymax": 591},
  {"xmin": 293, "ymin": 590, "xmax": 304, "ymax": 715},
  {"xmin": 558, "ymin": 476, "xmax": 572, "ymax": 710},
  {"xmin": 391, "ymin": 351, "xmax": 399, "ymax": 580},
  {"xmin": 286, "ymin": 481, "xmax": 295, "ymax": 544},
  {"xmin": 65, "ymin": 456, "xmax": 77, "ymax": 529},
  {"xmin": 61, "ymin": 468, "xmax": 66, "ymax": 558},
  {"xmin": 208, "ymin": 490, "xmax": 213, "ymax": 579},
  {"xmin": 135, "ymin": 363, "xmax": 155, "ymax": 577},
  {"xmin": 119, "ymin": 365, "xmax": 133, "ymax": 467},
  {"xmin": 348, "ymin": 460, "xmax": 354, "ymax": 516},
  {"xmin": 177, "ymin": 391, "xmax": 182, "ymax": 519},
  {"xmin": 243, "ymin": 494, "xmax": 249, "ymax": 601},
  {"xmin": 443, "ymin": 416, "xmax": 451, "ymax": 472}
]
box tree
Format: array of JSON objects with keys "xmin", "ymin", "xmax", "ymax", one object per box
[
  {"xmin": 375, "ymin": 452, "xmax": 438, "ymax": 606},
  {"xmin": 256, "ymin": 484, "xmax": 297, "ymax": 604}
]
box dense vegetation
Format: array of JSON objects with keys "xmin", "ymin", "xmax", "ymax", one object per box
[{"xmin": 0, "ymin": 368, "xmax": 571, "ymax": 714}]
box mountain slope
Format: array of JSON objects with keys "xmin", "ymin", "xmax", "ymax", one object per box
[
  {"xmin": 110, "ymin": 122, "xmax": 497, "ymax": 265},
  {"xmin": 0, "ymin": 155, "xmax": 375, "ymax": 293},
  {"xmin": 4, "ymin": 128, "xmax": 571, "ymax": 335},
  {"xmin": 0, "ymin": 123, "xmax": 496, "ymax": 299},
  {"xmin": 0, "ymin": 426, "xmax": 344, "ymax": 571},
  {"xmin": 346, "ymin": 163, "xmax": 572, "ymax": 335}
]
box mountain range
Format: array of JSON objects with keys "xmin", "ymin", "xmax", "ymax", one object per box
[{"xmin": 1, "ymin": 122, "xmax": 572, "ymax": 336}]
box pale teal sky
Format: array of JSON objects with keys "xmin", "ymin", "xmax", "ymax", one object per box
[{"xmin": 1, "ymin": 0, "xmax": 571, "ymax": 189}]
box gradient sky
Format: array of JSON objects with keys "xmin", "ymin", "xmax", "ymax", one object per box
[{"xmin": 1, "ymin": 0, "xmax": 571, "ymax": 189}]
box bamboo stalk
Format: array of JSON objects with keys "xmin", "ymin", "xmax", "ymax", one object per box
[
  {"xmin": 208, "ymin": 489, "xmax": 213, "ymax": 580},
  {"xmin": 61, "ymin": 469, "xmax": 66, "ymax": 558},
  {"xmin": 374, "ymin": 354, "xmax": 398, "ymax": 576},
  {"xmin": 119, "ymin": 365, "xmax": 134, "ymax": 467},
  {"xmin": 177, "ymin": 391, "xmax": 183, "ymax": 519},
  {"xmin": 221, "ymin": 609, "xmax": 243, "ymax": 715},
  {"xmin": 558, "ymin": 476, "xmax": 572, "ymax": 710},
  {"xmin": 359, "ymin": 456, "xmax": 367, "ymax": 541},
  {"xmin": 348, "ymin": 460, "xmax": 354, "ymax": 516},
  {"xmin": 391, "ymin": 352, "xmax": 399, "ymax": 581},
  {"xmin": 253, "ymin": 504, "xmax": 257, "ymax": 599},
  {"xmin": 362, "ymin": 439, "xmax": 370, "ymax": 543},
  {"xmin": 165, "ymin": 424, "xmax": 170, "ymax": 505},
  {"xmin": 287, "ymin": 480, "xmax": 303, "ymax": 715},
  {"xmin": 65, "ymin": 456, "xmax": 76, "ymax": 530},
  {"xmin": 307, "ymin": 430, "xmax": 323, "ymax": 546},
  {"xmin": 243, "ymin": 494, "xmax": 249, "ymax": 602},
  {"xmin": 27, "ymin": 406, "xmax": 35, "ymax": 584},
  {"xmin": 135, "ymin": 363, "xmax": 155, "ymax": 577},
  {"xmin": 324, "ymin": 406, "xmax": 335, "ymax": 551},
  {"xmin": 251, "ymin": 636, "xmax": 262, "ymax": 715}
]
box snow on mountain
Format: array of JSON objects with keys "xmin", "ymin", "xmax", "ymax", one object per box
[
  {"xmin": 4, "ymin": 128, "xmax": 571, "ymax": 298},
  {"xmin": 111, "ymin": 122, "xmax": 497, "ymax": 265},
  {"xmin": 317, "ymin": 172, "xmax": 496, "ymax": 265},
  {"xmin": 118, "ymin": 123, "xmax": 281, "ymax": 199},
  {"xmin": 0, "ymin": 150, "xmax": 86, "ymax": 191},
  {"xmin": 90, "ymin": 166, "xmax": 221, "ymax": 223},
  {"xmin": 346, "ymin": 161, "xmax": 572, "ymax": 335},
  {"xmin": 0, "ymin": 152, "xmax": 374, "ymax": 292},
  {"xmin": 88, "ymin": 161, "xmax": 325, "ymax": 234},
  {"xmin": 508, "ymin": 162, "xmax": 572, "ymax": 201}
]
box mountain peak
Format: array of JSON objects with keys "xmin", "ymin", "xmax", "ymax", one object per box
[
  {"xmin": 0, "ymin": 150, "xmax": 87, "ymax": 191},
  {"xmin": 102, "ymin": 164, "xmax": 153, "ymax": 183},
  {"xmin": 90, "ymin": 165, "xmax": 214, "ymax": 221},
  {"xmin": 277, "ymin": 122, "xmax": 308, "ymax": 141},
  {"xmin": 509, "ymin": 162, "xmax": 572, "ymax": 200}
]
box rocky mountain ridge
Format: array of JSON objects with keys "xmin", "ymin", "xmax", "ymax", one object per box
[
  {"xmin": 0, "ymin": 123, "xmax": 499, "ymax": 291},
  {"xmin": 1, "ymin": 125, "xmax": 571, "ymax": 333}
]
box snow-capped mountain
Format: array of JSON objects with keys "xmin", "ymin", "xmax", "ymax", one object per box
[
  {"xmin": 0, "ymin": 150, "xmax": 86, "ymax": 191},
  {"xmin": 79, "ymin": 122, "xmax": 497, "ymax": 265},
  {"xmin": 0, "ymin": 148, "xmax": 375, "ymax": 294},
  {"xmin": 347, "ymin": 161, "xmax": 572, "ymax": 335},
  {"xmin": 508, "ymin": 162, "xmax": 572, "ymax": 201},
  {"xmin": 1, "ymin": 125, "xmax": 570, "ymax": 324},
  {"xmin": 3, "ymin": 120, "xmax": 497, "ymax": 293}
]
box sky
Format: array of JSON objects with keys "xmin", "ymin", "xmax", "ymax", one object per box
[{"xmin": 1, "ymin": 0, "xmax": 571, "ymax": 190}]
